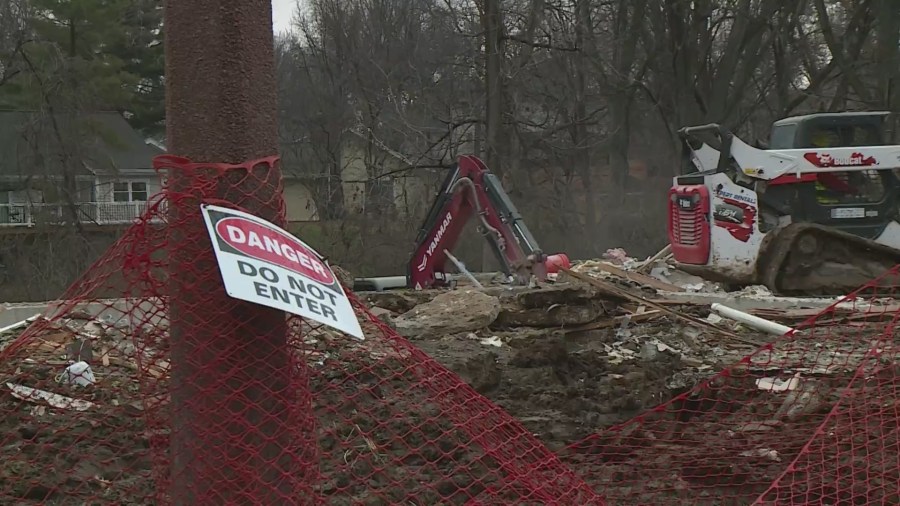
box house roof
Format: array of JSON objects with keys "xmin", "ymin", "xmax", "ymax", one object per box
[{"xmin": 0, "ymin": 110, "xmax": 161, "ymax": 178}]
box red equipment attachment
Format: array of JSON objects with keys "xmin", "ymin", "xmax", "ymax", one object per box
[{"xmin": 407, "ymin": 155, "xmax": 569, "ymax": 289}]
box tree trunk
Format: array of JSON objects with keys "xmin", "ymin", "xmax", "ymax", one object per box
[{"xmin": 483, "ymin": 0, "xmax": 504, "ymax": 176}]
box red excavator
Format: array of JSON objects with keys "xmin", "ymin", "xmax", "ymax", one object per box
[
  {"xmin": 668, "ymin": 111, "xmax": 900, "ymax": 295},
  {"xmin": 353, "ymin": 155, "xmax": 570, "ymax": 291}
]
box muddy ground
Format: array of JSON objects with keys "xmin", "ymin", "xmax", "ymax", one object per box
[
  {"xmin": 0, "ymin": 303, "xmax": 891, "ymax": 505},
  {"xmin": 414, "ymin": 326, "xmax": 731, "ymax": 451},
  {"xmin": 300, "ymin": 301, "xmax": 803, "ymax": 506}
]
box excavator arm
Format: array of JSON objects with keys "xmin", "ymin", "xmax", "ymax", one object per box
[{"xmin": 407, "ymin": 155, "xmax": 566, "ymax": 289}]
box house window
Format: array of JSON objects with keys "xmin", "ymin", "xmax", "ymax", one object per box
[
  {"xmin": 131, "ymin": 182, "xmax": 148, "ymax": 201},
  {"xmin": 113, "ymin": 183, "xmax": 129, "ymax": 202},
  {"xmin": 114, "ymin": 181, "xmax": 148, "ymax": 202}
]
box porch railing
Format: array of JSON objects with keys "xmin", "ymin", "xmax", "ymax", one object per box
[{"xmin": 0, "ymin": 201, "xmax": 165, "ymax": 227}]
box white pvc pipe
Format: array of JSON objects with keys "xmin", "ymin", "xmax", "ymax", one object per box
[
  {"xmin": 444, "ymin": 249, "xmax": 484, "ymax": 289},
  {"xmin": 711, "ymin": 303, "xmax": 794, "ymax": 336},
  {"xmin": 0, "ymin": 314, "xmax": 40, "ymax": 335}
]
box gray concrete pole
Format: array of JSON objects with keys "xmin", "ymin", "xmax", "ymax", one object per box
[{"xmin": 162, "ymin": 1, "xmax": 302, "ymax": 503}]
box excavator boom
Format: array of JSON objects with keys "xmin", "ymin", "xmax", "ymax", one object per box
[
  {"xmin": 352, "ymin": 155, "xmax": 567, "ymax": 292},
  {"xmin": 408, "ymin": 155, "xmax": 567, "ymax": 289}
]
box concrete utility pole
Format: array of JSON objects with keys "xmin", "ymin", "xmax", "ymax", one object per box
[{"xmin": 163, "ymin": 0, "xmax": 301, "ymax": 503}]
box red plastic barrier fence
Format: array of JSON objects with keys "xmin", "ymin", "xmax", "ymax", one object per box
[
  {"xmin": 0, "ymin": 155, "xmax": 601, "ymax": 505},
  {"xmin": 561, "ymin": 268, "xmax": 900, "ymax": 505},
  {"xmin": 2, "ymin": 152, "xmax": 900, "ymax": 504}
]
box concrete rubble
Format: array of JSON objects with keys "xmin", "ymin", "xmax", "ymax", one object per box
[
  {"xmin": 354, "ymin": 245, "xmax": 897, "ymax": 400},
  {"xmin": 1, "ymin": 245, "xmax": 883, "ymax": 402},
  {"xmin": 0, "ymin": 245, "xmax": 894, "ymax": 496},
  {"xmin": 392, "ymin": 289, "xmax": 501, "ymax": 339},
  {"xmin": 345, "ymin": 251, "xmax": 845, "ymax": 444}
]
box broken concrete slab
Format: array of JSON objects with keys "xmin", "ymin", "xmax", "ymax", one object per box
[
  {"xmin": 392, "ymin": 289, "xmax": 501, "ymax": 339},
  {"xmin": 510, "ymin": 284, "xmax": 601, "ymax": 309}
]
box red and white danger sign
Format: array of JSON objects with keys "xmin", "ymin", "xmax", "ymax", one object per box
[{"xmin": 201, "ymin": 203, "xmax": 363, "ymax": 339}]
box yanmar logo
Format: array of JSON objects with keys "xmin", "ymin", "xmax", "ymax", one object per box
[
  {"xmin": 804, "ymin": 152, "xmax": 877, "ymax": 168},
  {"xmin": 417, "ymin": 212, "xmax": 453, "ymax": 272}
]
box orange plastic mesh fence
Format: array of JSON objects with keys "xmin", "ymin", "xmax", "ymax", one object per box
[{"xmin": 0, "ymin": 156, "xmax": 601, "ymax": 505}]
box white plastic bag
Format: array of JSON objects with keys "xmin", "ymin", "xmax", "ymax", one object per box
[{"xmin": 57, "ymin": 361, "xmax": 96, "ymax": 387}]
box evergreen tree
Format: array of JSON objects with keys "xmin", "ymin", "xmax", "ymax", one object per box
[
  {"xmin": 0, "ymin": 0, "xmax": 165, "ymax": 137},
  {"xmin": 106, "ymin": 0, "xmax": 165, "ymax": 136}
]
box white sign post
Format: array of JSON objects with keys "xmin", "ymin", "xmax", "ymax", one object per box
[{"xmin": 200, "ymin": 203, "xmax": 364, "ymax": 340}]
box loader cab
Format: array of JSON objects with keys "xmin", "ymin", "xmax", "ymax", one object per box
[
  {"xmin": 768, "ymin": 111, "xmax": 890, "ymax": 149},
  {"xmin": 767, "ymin": 112, "xmax": 900, "ymax": 237},
  {"xmin": 670, "ymin": 112, "xmax": 900, "ymax": 272}
]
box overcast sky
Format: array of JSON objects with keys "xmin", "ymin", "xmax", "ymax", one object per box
[{"xmin": 272, "ymin": 0, "xmax": 298, "ymax": 35}]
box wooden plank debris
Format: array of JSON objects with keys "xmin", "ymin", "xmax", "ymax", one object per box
[
  {"xmin": 582, "ymin": 261, "xmax": 683, "ymax": 293},
  {"xmin": 6, "ymin": 383, "xmax": 95, "ymax": 411},
  {"xmin": 564, "ymin": 310, "xmax": 663, "ymax": 334},
  {"xmin": 561, "ymin": 268, "xmax": 760, "ymax": 346},
  {"xmin": 636, "ymin": 245, "xmax": 672, "ymax": 274}
]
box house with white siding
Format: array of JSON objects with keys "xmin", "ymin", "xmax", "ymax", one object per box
[
  {"xmin": 0, "ymin": 110, "xmax": 163, "ymax": 227},
  {"xmin": 0, "ymin": 110, "xmax": 448, "ymax": 228}
]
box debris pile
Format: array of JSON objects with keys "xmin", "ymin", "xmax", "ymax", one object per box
[
  {"xmin": 0, "ymin": 241, "xmax": 898, "ymax": 503},
  {"xmin": 0, "ymin": 309, "xmax": 161, "ymax": 501},
  {"xmin": 354, "ymin": 245, "xmax": 896, "ymax": 445}
]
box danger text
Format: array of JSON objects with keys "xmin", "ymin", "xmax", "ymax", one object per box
[{"xmin": 224, "ymin": 224, "xmax": 330, "ymax": 280}]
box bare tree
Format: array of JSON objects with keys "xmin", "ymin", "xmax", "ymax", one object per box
[
  {"xmin": 282, "ymin": 1, "xmax": 477, "ymax": 198},
  {"xmin": 874, "ymin": 0, "xmax": 900, "ymax": 137},
  {"xmin": 0, "ymin": 0, "xmax": 29, "ymax": 90},
  {"xmin": 269, "ymin": 0, "xmax": 894, "ymax": 267}
]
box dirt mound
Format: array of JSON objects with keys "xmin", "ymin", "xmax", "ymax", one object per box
[{"xmin": 418, "ymin": 330, "xmax": 703, "ymax": 452}]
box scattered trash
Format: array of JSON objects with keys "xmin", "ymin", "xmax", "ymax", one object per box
[
  {"xmin": 756, "ymin": 373, "xmax": 801, "ymax": 392},
  {"xmin": 6, "ymin": 383, "xmax": 95, "ymax": 411},
  {"xmin": 57, "ymin": 361, "xmax": 96, "ymax": 387},
  {"xmin": 479, "ymin": 336, "xmax": 503, "ymax": 347}
]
